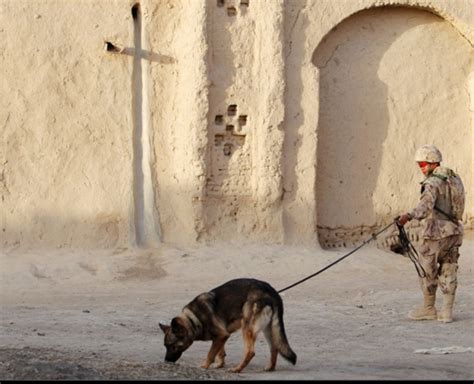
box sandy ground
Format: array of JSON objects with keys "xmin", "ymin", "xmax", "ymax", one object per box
[{"xmin": 1, "ymin": 231, "xmax": 473, "ymax": 380}]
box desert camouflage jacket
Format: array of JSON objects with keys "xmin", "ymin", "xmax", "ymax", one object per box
[{"xmin": 409, "ymin": 172, "xmax": 464, "ymax": 240}]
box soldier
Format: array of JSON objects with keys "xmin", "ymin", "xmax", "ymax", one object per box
[{"xmin": 397, "ymin": 144, "xmax": 464, "ymax": 323}]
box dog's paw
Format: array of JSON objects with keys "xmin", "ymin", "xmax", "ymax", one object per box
[{"xmin": 229, "ymin": 366, "xmax": 242, "ymax": 373}]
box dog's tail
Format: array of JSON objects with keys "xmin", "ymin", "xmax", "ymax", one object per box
[{"xmin": 272, "ymin": 307, "xmax": 297, "ymax": 365}]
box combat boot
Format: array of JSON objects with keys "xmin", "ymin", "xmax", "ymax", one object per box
[
  {"xmin": 408, "ymin": 293, "xmax": 437, "ymax": 320},
  {"xmin": 437, "ymin": 294, "xmax": 455, "ymax": 323}
]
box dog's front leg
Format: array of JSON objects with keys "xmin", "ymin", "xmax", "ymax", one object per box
[
  {"xmin": 201, "ymin": 337, "xmax": 228, "ymax": 369},
  {"xmin": 214, "ymin": 336, "xmax": 229, "ymax": 368},
  {"xmin": 214, "ymin": 348, "xmax": 226, "ymax": 368}
]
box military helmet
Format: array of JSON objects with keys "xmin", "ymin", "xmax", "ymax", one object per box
[{"xmin": 415, "ymin": 144, "xmax": 442, "ymax": 163}]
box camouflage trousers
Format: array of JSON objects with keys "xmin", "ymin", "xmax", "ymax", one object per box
[{"xmin": 418, "ymin": 234, "xmax": 463, "ymax": 296}]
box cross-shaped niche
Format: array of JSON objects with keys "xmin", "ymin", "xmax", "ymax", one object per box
[{"xmin": 213, "ymin": 104, "xmax": 248, "ymax": 156}]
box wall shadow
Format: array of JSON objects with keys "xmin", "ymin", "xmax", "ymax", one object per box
[{"xmin": 282, "ymin": 0, "xmax": 310, "ymax": 244}]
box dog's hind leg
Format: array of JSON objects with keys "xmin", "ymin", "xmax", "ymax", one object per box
[
  {"xmin": 231, "ymin": 303, "xmax": 273, "ymax": 373},
  {"xmin": 263, "ymin": 326, "xmax": 278, "ymax": 371},
  {"xmin": 201, "ymin": 336, "xmax": 228, "ymax": 369}
]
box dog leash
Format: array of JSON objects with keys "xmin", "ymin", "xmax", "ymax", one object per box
[
  {"xmin": 394, "ymin": 221, "xmax": 426, "ymax": 278},
  {"xmin": 277, "ymin": 222, "xmax": 395, "ymax": 294}
]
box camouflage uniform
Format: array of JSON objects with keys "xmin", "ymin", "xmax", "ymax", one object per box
[{"xmin": 409, "ymin": 168, "xmax": 464, "ymax": 298}]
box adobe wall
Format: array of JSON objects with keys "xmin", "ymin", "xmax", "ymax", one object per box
[{"xmin": 1, "ymin": 0, "xmax": 472, "ymax": 250}]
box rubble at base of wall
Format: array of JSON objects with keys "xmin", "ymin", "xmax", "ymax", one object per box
[{"xmin": 317, "ymin": 222, "xmax": 423, "ymax": 251}]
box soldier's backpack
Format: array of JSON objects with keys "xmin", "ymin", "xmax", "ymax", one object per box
[{"xmin": 431, "ymin": 166, "xmax": 465, "ymax": 221}]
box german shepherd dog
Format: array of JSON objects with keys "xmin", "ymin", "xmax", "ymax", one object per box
[{"xmin": 159, "ymin": 278, "xmax": 297, "ymax": 373}]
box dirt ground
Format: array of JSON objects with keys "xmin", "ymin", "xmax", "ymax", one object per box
[{"xmin": 1, "ymin": 231, "xmax": 473, "ymax": 380}]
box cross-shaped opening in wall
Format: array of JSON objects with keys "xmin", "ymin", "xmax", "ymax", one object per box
[
  {"xmin": 213, "ymin": 105, "xmax": 248, "ymax": 156},
  {"xmin": 214, "ymin": 105, "xmax": 248, "ymax": 134}
]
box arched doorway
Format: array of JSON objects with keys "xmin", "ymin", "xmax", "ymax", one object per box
[{"xmin": 313, "ymin": 6, "xmax": 473, "ymax": 248}]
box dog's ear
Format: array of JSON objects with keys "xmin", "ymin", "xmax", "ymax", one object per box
[
  {"xmin": 171, "ymin": 317, "xmax": 188, "ymax": 337},
  {"xmin": 159, "ymin": 321, "xmax": 170, "ymax": 333}
]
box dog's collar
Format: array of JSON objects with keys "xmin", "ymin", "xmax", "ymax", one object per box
[{"xmin": 183, "ymin": 307, "xmax": 202, "ymax": 336}]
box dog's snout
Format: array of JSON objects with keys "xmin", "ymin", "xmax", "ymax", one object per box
[{"xmin": 165, "ymin": 351, "xmax": 182, "ymax": 363}]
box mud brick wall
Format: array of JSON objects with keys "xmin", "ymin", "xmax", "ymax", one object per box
[{"xmin": 1, "ymin": 0, "xmax": 472, "ymax": 249}]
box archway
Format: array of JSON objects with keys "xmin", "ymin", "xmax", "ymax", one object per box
[{"xmin": 313, "ymin": 6, "xmax": 473, "ymax": 248}]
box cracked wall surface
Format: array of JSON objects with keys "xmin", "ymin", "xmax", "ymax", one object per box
[{"xmin": 1, "ymin": 0, "xmax": 472, "ymax": 250}]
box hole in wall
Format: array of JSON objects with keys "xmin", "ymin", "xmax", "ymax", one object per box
[
  {"xmin": 226, "ymin": 124, "xmax": 234, "ymax": 132},
  {"xmin": 131, "ymin": 3, "xmax": 140, "ymax": 19},
  {"xmin": 238, "ymin": 115, "xmax": 247, "ymax": 126},
  {"xmin": 241, "ymin": 0, "xmax": 249, "ymax": 7},
  {"xmin": 105, "ymin": 41, "xmax": 121, "ymax": 53},
  {"xmin": 217, "ymin": 0, "xmax": 225, "ymax": 7},
  {"xmin": 223, "ymin": 143, "xmax": 232, "ymax": 156},
  {"xmin": 227, "ymin": 104, "xmax": 237, "ymax": 116},
  {"xmin": 215, "ymin": 134, "xmax": 224, "ymax": 146},
  {"xmin": 227, "ymin": 6, "xmax": 237, "ymax": 17},
  {"xmin": 215, "ymin": 115, "xmax": 224, "ymax": 125}
]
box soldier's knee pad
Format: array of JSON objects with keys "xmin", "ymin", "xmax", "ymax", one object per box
[
  {"xmin": 419, "ymin": 277, "xmax": 438, "ymax": 296},
  {"xmin": 439, "ymin": 263, "xmax": 458, "ymax": 294}
]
